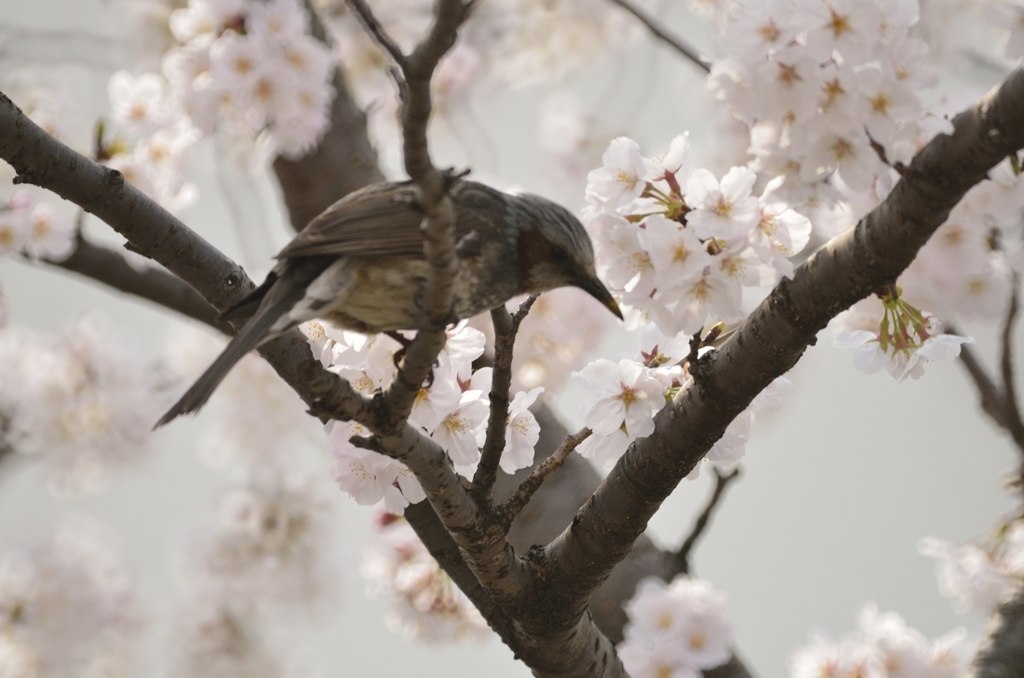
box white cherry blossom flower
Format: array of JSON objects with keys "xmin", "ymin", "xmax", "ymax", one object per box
[
  {"xmin": 586, "ymin": 137, "xmax": 652, "ymax": 209},
  {"xmin": 574, "ymin": 359, "xmax": 667, "ymax": 440},
  {"xmin": 432, "ymin": 388, "xmax": 488, "ymax": 474},
  {"xmin": 23, "ymin": 203, "xmax": 76, "ymax": 261},
  {"xmin": 108, "ymin": 70, "xmax": 173, "ymax": 134},
  {"xmin": 685, "ymin": 167, "xmax": 761, "ymax": 241},
  {"xmin": 501, "ymin": 387, "xmax": 543, "ymax": 473},
  {"xmin": 327, "ymin": 420, "xmax": 424, "ymax": 514},
  {"xmin": 639, "ymin": 214, "xmax": 712, "ymax": 288}
]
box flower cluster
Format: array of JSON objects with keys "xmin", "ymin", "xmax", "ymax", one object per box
[
  {"xmin": 164, "ymin": 323, "xmax": 338, "ymax": 677},
  {"xmin": 361, "ymin": 514, "xmax": 490, "ymax": 643},
  {"xmin": 920, "ymin": 517, "xmax": 1024, "ymax": 616},
  {"xmin": 105, "ymin": 71, "xmax": 202, "ymax": 214},
  {"xmin": 572, "ymin": 321, "xmax": 791, "ymax": 469},
  {"xmin": 617, "ymin": 575, "xmax": 733, "ymax": 678},
  {"xmin": 308, "ymin": 321, "xmax": 544, "ymax": 513},
  {"xmin": 0, "ymin": 191, "xmax": 75, "ymax": 262},
  {"xmin": 834, "ymin": 288, "xmax": 973, "ymax": 382},
  {"xmin": 708, "ymin": 0, "xmax": 940, "ymax": 224},
  {"xmin": 164, "ymin": 0, "xmax": 336, "ymax": 158},
  {"xmin": 169, "ymin": 598, "xmax": 283, "ymax": 678},
  {"xmin": 583, "ymin": 135, "xmax": 811, "ymax": 336},
  {"xmin": 789, "ymin": 605, "xmax": 973, "ymax": 678},
  {"xmin": 0, "ymin": 522, "xmax": 142, "ymax": 678},
  {"xmin": 0, "ymin": 318, "xmax": 160, "ymax": 494},
  {"xmin": 184, "ymin": 476, "xmax": 335, "ymax": 608}
]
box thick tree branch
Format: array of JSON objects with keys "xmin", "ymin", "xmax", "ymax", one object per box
[
  {"xmin": 606, "ymin": 0, "xmax": 709, "ymax": 73},
  {"xmin": 543, "ymin": 67, "xmax": 1024, "ymax": 618},
  {"xmin": 44, "ymin": 237, "xmax": 232, "ymax": 334},
  {"xmin": 969, "ymin": 582, "xmax": 1024, "ymax": 678},
  {"xmin": 0, "ymin": 90, "xmax": 370, "ymax": 437}
]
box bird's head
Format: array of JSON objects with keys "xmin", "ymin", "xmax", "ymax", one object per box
[{"xmin": 512, "ymin": 193, "xmax": 623, "ymax": 320}]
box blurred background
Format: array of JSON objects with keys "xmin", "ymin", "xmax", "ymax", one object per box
[{"xmin": 0, "ymin": 0, "xmax": 1018, "ymax": 675}]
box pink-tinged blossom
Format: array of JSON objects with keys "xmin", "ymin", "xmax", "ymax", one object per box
[
  {"xmin": 573, "ymin": 359, "xmax": 668, "ymax": 468},
  {"xmin": 649, "ymin": 272, "xmax": 744, "ymax": 337},
  {"xmin": 500, "ymin": 387, "xmax": 544, "ymax": 473},
  {"xmin": 685, "ymin": 166, "xmax": 760, "ymax": 241},
  {"xmin": 795, "ymin": 121, "xmax": 882, "ymax": 191},
  {"xmin": 246, "ymin": 0, "xmax": 306, "ymax": 42},
  {"xmin": 327, "ymin": 420, "xmax": 425, "ymax": 514},
  {"xmin": 752, "ymin": 46, "xmax": 821, "ymax": 123},
  {"xmin": 362, "ymin": 517, "xmax": 490, "ymax": 643},
  {"xmin": 586, "ymin": 137, "xmax": 652, "ymax": 209}
]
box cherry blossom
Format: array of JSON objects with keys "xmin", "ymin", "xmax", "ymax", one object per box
[
  {"xmin": 500, "ymin": 387, "xmax": 544, "ymax": 473},
  {"xmin": 619, "ymin": 576, "xmax": 733, "ymax": 676}
]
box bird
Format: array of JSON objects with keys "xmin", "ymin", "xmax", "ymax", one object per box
[{"xmin": 154, "ymin": 178, "xmax": 622, "ymax": 428}]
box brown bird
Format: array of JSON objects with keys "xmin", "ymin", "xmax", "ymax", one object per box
[{"xmin": 155, "ymin": 178, "xmax": 621, "ymax": 427}]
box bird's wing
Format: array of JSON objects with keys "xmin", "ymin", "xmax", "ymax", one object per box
[{"xmin": 275, "ymin": 181, "xmax": 506, "ymax": 260}]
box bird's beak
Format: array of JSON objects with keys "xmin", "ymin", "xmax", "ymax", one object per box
[{"xmin": 579, "ymin": 277, "xmax": 624, "ymax": 320}]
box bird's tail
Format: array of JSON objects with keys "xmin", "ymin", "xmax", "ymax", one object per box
[{"xmin": 154, "ymin": 283, "xmax": 304, "ymax": 429}]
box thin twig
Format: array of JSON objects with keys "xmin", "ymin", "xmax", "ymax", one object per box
[
  {"xmin": 343, "ymin": 0, "xmax": 408, "ymax": 66},
  {"xmin": 674, "ymin": 467, "xmax": 741, "ymax": 575},
  {"xmin": 1001, "ymin": 276, "xmax": 1023, "ymax": 433},
  {"xmin": 957, "ymin": 339, "xmax": 1011, "ymax": 430},
  {"xmin": 473, "ymin": 296, "xmax": 536, "ymax": 496},
  {"xmin": 606, "ymin": 0, "xmax": 709, "ymax": 73},
  {"xmin": 500, "ymin": 428, "xmax": 592, "ymax": 528}
]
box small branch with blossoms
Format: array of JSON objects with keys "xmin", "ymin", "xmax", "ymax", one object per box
[
  {"xmin": 499, "ymin": 427, "xmax": 593, "ymax": 529},
  {"xmin": 474, "ymin": 296, "xmax": 538, "ymax": 497},
  {"xmin": 543, "ymin": 67, "xmax": 1024, "ymax": 627}
]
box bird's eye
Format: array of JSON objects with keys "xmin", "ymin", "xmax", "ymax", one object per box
[{"xmin": 550, "ymin": 245, "xmax": 568, "ymax": 263}]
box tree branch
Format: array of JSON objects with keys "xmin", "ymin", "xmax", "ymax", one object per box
[
  {"xmin": 606, "ymin": 0, "xmax": 709, "ymax": 73},
  {"xmin": 969, "ymin": 582, "xmax": 1024, "ymax": 678},
  {"xmin": 542, "ymin": 66, "xmax": 1024, "ymax": 618},
  {"xmin": 474, "ymin": 296, "xmax": 536, "ymax": 496},
  {"xmin": 43, "ymin": 236, "xmax": 233, "ymax": 334},
  {"xmin": 674, "ymin": 467, "xmax": 741, "ymax": 576},
  {"xmin": 500, "ymin": 427, "xmax": 591, "ymax": 528}
]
